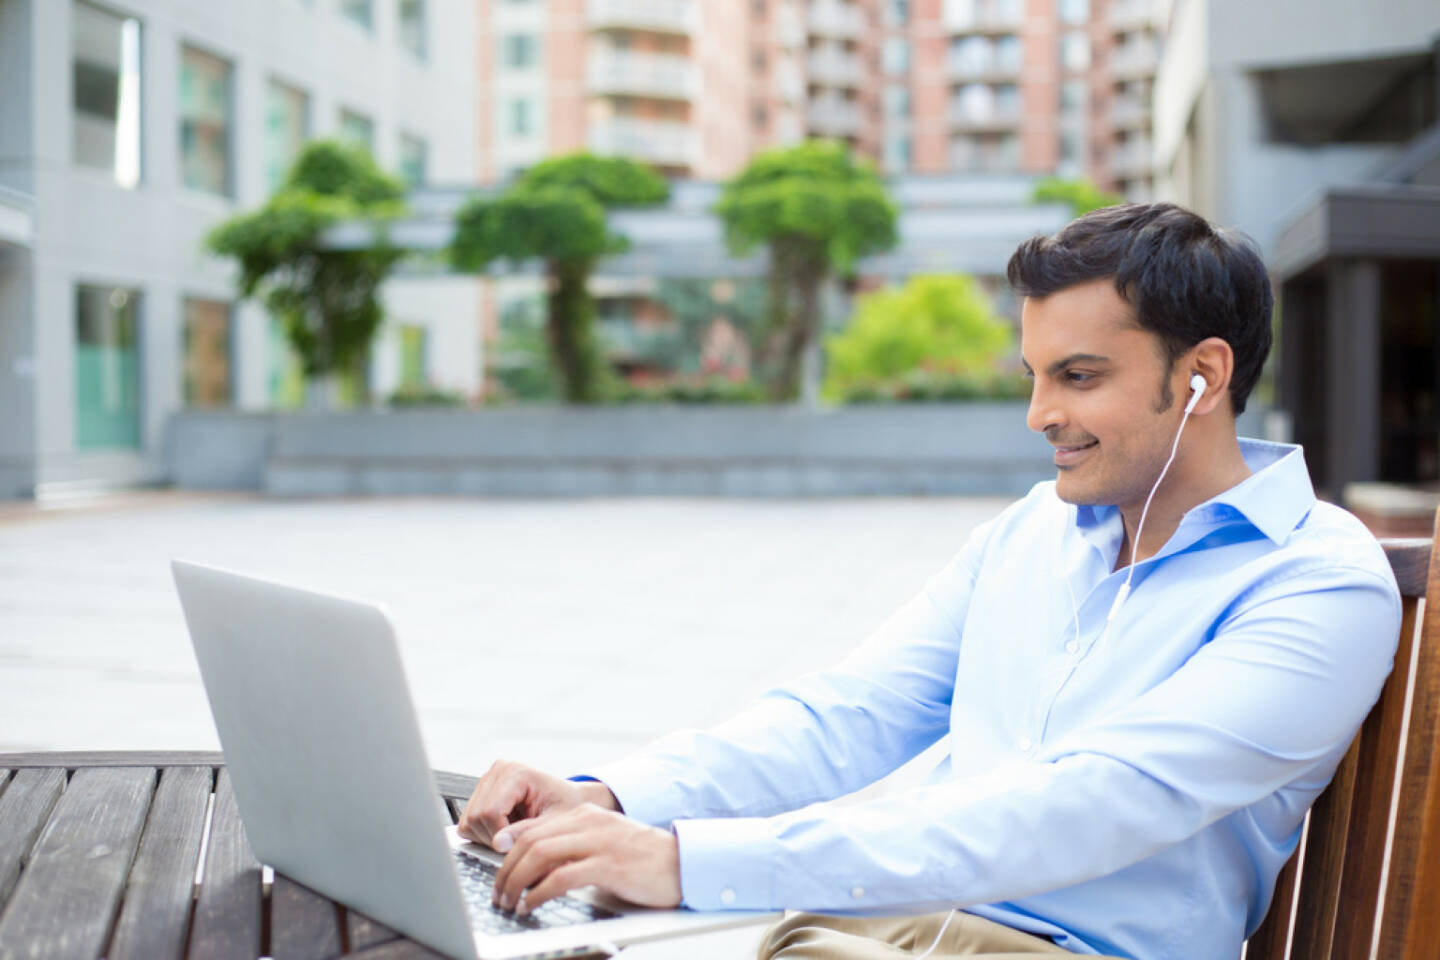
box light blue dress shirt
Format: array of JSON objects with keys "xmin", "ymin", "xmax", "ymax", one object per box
[{"xmin": 584, "ymin": 440, "xmax": 1401, "ymax": 960}]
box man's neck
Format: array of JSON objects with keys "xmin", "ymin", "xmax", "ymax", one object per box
[{"xmin": 1112, "ymin": 433, "xmax": 1252, "ymax": 573}]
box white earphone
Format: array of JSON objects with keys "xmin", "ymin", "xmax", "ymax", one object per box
[{"xmin": 1105, "ymin": 372, "xmax": 1208, "ymax": 623}]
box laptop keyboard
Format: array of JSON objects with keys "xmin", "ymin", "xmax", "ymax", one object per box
[{"xmin": 455, "ymin": 849, "xmax": 620, "ymax": 936}]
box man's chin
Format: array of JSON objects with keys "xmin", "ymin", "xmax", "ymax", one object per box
[{"xmin": 1053, "ymin": 475, "xmax": 1107, "ymax": 506}]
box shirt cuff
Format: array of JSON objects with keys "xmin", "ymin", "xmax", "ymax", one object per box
[
  {"xmin": 672, "ymin": 817, "xmax": 778, "ymax": 910},
  {"xmin": 570, "ymin": 756, "xmax": 688, "ymax": 828}
]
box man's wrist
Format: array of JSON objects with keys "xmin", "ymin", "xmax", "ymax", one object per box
[{"xmin": 575, "ymin": 779, "xmax": 622, "ymax": 812}]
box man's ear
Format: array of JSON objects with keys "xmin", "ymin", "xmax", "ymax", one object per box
[{"xmin": 1185, "ymin": 337, "xmax": 1235, "ymax": 416}]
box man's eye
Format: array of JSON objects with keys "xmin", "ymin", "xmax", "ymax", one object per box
[{"xmin": 1063, "ymin": 371, "xmax": 1094, "ymax": 384}]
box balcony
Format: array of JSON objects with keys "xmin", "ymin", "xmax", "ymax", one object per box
[
  {"xmin": 949, "ymin": 143, "xmax": 1021, "ymax": 172},
  {"xmin": 1109, "ymin": 95, "xmax": 1151, "ymax": 131},
  {"xmin": 942, "ymin": 0, "xmax": 1023, "ymax": 34},
  {"xmin": 947, "ymin": 52, "xmax": 1022, "ymax": 80},
  {"xmin": 807, "ymin": 98, "xmax": 863, "ymax": 136},
  {"xmin": 588, "ymin": 50, "xmax": 697, "ymax": 100},
  {"xmin": 588, "ymin": 117, "xmax": 697, "ymax": 167},
  {"xmin": 808, "ymin": 48, "xmax": 864, "ymax": 87},
  {"xmin": 948, "ymin": 103, "xmax": 1021, "ymax": 132},
  {"xmin": 587, "ymin": 0, "xmax": 697, "ymax": 35},
  {"xmin": 1109, "ymin": 138, "xmax": 1153, "ymax": 178},
  {"xmin": 1108, "ymin": 0, "xmax": 1154, "ymax": 32},
  {"xmin": 807, "ymin": 1, "xmax": 865, "ymax": 38},
  {"xmin": 1110, "ymin": 41, "xmax": 1157, "ymax": 79}
]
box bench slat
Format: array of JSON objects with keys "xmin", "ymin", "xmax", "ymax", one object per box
[
  {"xmin": 188, "ymin": 768, "xmax": 262, "ymax": 960},
  {"xmin": 1328, "ymin": 596, "xmax": 1422, "ymax": 958},
  {"xmin": 109, "ymin": 766, "xmax": 214, "ymax": 960},
  {"xmin": 271, "ymin": 874, "xmax": 343, "ymax": 960},
  {"xmin": 1379, "ymin": 535, "xmax": 1440, "ymax": 957},
  {"xmin": 1288, "ymin": 732, "xmax": 1360, "ymax": 960},
  {"xmin": 0, "ymin": 767, "xmax": 65, "ymax": 908},
  {"xmin": 0, "ymin": 767, "xmax": 155, "ymax": 960}
]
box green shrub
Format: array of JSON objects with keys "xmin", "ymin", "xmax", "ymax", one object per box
[
  {"xmin": 823, "ymin": 274, "xmax": 1013, "ymax": 402},
  {"xmin": 613, "ymin": 377, "xmax": 769, "ymax": 405},
  {"xmin": 387, "ymin": 383, "xmax": 466, "ymax": 407},
  {"xmin": 837, "ymin": 370, "xmax": 1032, "ymax": 404}
]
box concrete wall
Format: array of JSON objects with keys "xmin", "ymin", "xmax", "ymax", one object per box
[
  {"xmin": 0, "ymin": 245, "xmax": 35, "ymax": 497},
  {"xmin": 166, "ymin": 404, "xmax": 1053, "ymax": 496},
  {"xmin": 164, "ymin": 404, "xmax": 1272, "ymax": 498},
  {"xmin": 1154, "ymin": 0, "xmax": 1438, "ymax": 253}
]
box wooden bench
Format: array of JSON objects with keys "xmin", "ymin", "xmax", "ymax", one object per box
[{"xmin": 1246, "ymin": 512, "xmax": 1440, "ymax": 959}]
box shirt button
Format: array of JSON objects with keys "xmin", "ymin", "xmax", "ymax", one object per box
[
  {"xmin": 851, "ymin": 885, "xmax": 866, "ymax": 900},
  {"xmin": 719, "ymin": 888, "xmax": 736, "ymax": 906},
  {"xmin": 1018, "ymin": 737, "xmax": 1033, "ymax": 752},
  {"xmin": 1065, "ymin": 641, "xmax": 1079, "ymax": 654}
]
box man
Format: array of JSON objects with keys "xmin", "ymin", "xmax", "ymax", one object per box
[{"xmin": 458, "ymin": 203, "xmax": 1401, "ymax": 959}]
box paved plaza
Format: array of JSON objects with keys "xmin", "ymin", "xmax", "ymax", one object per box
[{"xmin": 0, "ymin": 491, "xmax": 1013, "ymax": 957}]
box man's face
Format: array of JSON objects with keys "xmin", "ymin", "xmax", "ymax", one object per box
[{"xmin": 1020, "ymin": 279, "xmax": 1183, "ymax": 509}]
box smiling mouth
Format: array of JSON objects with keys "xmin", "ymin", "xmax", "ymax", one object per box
[{"xmin": 1053, "ymin": 440, "xmax": 1098, "ymax": 466}]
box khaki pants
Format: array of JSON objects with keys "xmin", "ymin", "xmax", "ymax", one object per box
[{"xmin": 757, "ymin": 910, "xmax": 1126, "ymax": 959}]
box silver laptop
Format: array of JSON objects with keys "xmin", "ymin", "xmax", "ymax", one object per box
[{"xmin": 172, "ymin": 559, "xmax": 778, "ymax": 960}]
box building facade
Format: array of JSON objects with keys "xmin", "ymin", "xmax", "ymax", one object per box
[{"xmin": 0, "ymin": 0, "xmax": 481, "ymax": 498}]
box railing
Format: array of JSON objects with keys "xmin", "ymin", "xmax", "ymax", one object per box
[
  {"xmin": 942, "ymin": 0, "xmax": 1023, "ymax": 32},
  {"xmin": 808, "ymin": 48, "xmax": 864, "ymax": 86},
  {"xmin": 1109, "ymin": 139, "xmax": 1153, "ymax": 176},
  {"xmin": 1109, "ymin": 95, "xmax": 1150, "ymax": 130},
  {"xmin": 588, "ymin": 117, "xmax": 696, "ymax": 166},
  {"xmin": 587, "ymin": 0, "xmax": 697, "ymax": 34},
  {"xmin": 949, "ymin": 102, "xmax": 1022, "ymax": 130},
  {"xmin": 587, "ymin": 50, "xmax": 697, "ymax": 100},
  {"xmin": 947, "ymin": 52, "xmax": 1022, "ymax": 79},
  {"xmin": 1108, "ymin": 0, "xmax": 1154, "ymax": 31},
  {"xmin": 1110, "ymin": 41, "xmax": 1157, "ymax": 77},
  {"xmin": 807, "ymin": 0, "xmax": 865, "ymax": 37},
  {"xmin": 807, "ymin": 98, "xmax": 863, "ymax": 135}
]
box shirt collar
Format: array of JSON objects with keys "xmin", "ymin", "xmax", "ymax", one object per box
[{"xmin": 1074, "ymin": 438, "xmax": 1315, "ymax": 546}]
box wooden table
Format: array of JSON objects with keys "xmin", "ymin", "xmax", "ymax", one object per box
[{"xmin": 0, "ymin": 751, "xmax": 483, "ymax": 960}]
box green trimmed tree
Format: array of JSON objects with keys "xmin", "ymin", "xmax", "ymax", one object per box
[
  {"xmin": 449, "ymin": 153, "xmax": 669, "ymax": 404},
  {"xmin": 1031, "ymin": 176, "xmax": 1125, "ymax": 218},
  {"xmin": 822, "ymin": 274, "xmax": 1012, "ymax": 402},
  {"xmin": 206, "ymin": 141, "xmax": 407, "ymax": 404},
  {"xmin": 714, "ymin": 140, "xmax": 899, "ymax": 401}
]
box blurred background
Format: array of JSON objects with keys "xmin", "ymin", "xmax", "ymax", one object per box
[{"xmin": 1, "ymin": 0, "xmax": 1439, "ymax": 763}]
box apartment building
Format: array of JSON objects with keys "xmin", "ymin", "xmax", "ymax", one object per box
[{"xmin": 0, "ymin": 0, "xmax": 480, "ymax": 498}]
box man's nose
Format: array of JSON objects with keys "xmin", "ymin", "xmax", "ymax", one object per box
[{"xmin": 1026, "ymin": 381, "xmax": 1063, "ymax": 435}]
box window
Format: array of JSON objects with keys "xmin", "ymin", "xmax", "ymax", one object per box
[
  {"xmin": 340, "ymin": 0, "xmax": 372, "ymax": 29},
  {"xmin": 398, "ymin": 0, "xmax": 426, "ymax": 58},
  {"xmin": 182, "ymin": 298, "xmax": 231, "ymax": 408},
  {"xmin": 886, "ymin": 0, "xmax": 909, "ymax": 24},
  {"xmin": 399, "ymin": 133, "xmax": 427, "ymax": 186},
  {"xmin": 508, "ymin": 99, "xmax": 532, "ymax": 136},
  {"xmin": 265, "ymin": 80, "xmax": 309, "ymax": 191},
  {"xmin": 179, "ymin": 46, "xmax": 232, "ymax": 196},
  {"xmin": 883, "ymin": 36, "xmax": 910, "ymax": 75},
  {"xmin": 995, "ymin": 34, "xmax": 1021, "ymax": 72},
  {"xmin": 1058, "ymin": 0, "xmax": 1088, "ymax": 25},
  {"xmin": 885, "ymin": 84, "xmax": 910, "ymax": 117},
  {"xmin": 340, "ymin": 108, "xmax": 374, "ymax": 153},
  {"xmin": 502, "ymin": 33, "xmax": 539, "ymax": 69},
  {"xmin": 1061, "ymin": 31, "xmax": 1090, "ymax": 72},
  {"xmin": 75, "ymin": 285, "xmax": 141, "ymax": 449},
  {"xmin": 72, "ymin": 1, "xmax": 141, "ymax": 187}
]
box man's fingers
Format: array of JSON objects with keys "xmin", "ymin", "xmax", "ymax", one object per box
[
  {"xmin": 494, "ymin": 820, "xmax": 596, "ymax": 910},
  {"xmin": 460, "ymin": 765, "xmax": 529, "ymax": 847},
  {"xmin": 516, "ymin": 861, "xmax": 592, "ymax": 915}
]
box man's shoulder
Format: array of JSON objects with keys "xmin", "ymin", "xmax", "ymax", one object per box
[{"xmin": 1277, "ymin": 499, "xmax": 1398, "ymax": 589}]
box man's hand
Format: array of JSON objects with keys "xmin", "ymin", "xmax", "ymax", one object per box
[
  {"xmin": 490, "ymin": 804, "xmax": 682, "ymax": 915},
  {"xmin": 457, "ymin": 760, "xmax": 619, "ymax": 849}
]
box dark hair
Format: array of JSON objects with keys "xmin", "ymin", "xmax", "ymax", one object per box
[{"xmin": 1005, "ymin": 202, "xmax": 1273, "ymax": 415}]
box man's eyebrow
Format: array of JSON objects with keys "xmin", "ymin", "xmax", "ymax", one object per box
[{"xmin": 1020, "ymin": 353, "xmax": 1111, "ymax": 376}]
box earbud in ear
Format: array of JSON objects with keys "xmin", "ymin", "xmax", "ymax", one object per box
[{"xmin": 1185, "ymin": 374, "xmax": 1207, "ymax": 413}]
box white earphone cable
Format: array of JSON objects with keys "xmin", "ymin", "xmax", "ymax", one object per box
[
  {"xmin": 913, "ymin": 908, "xmax": 958, "ymax": 959},
  {"xmin": 1107, "ymin": 375, "xmax": 1205, "ymax": 623}
]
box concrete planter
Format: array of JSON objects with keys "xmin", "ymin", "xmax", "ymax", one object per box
[{"xmin": 165, "ymin": 404, "xmax": 1063, "ymax": 497}]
